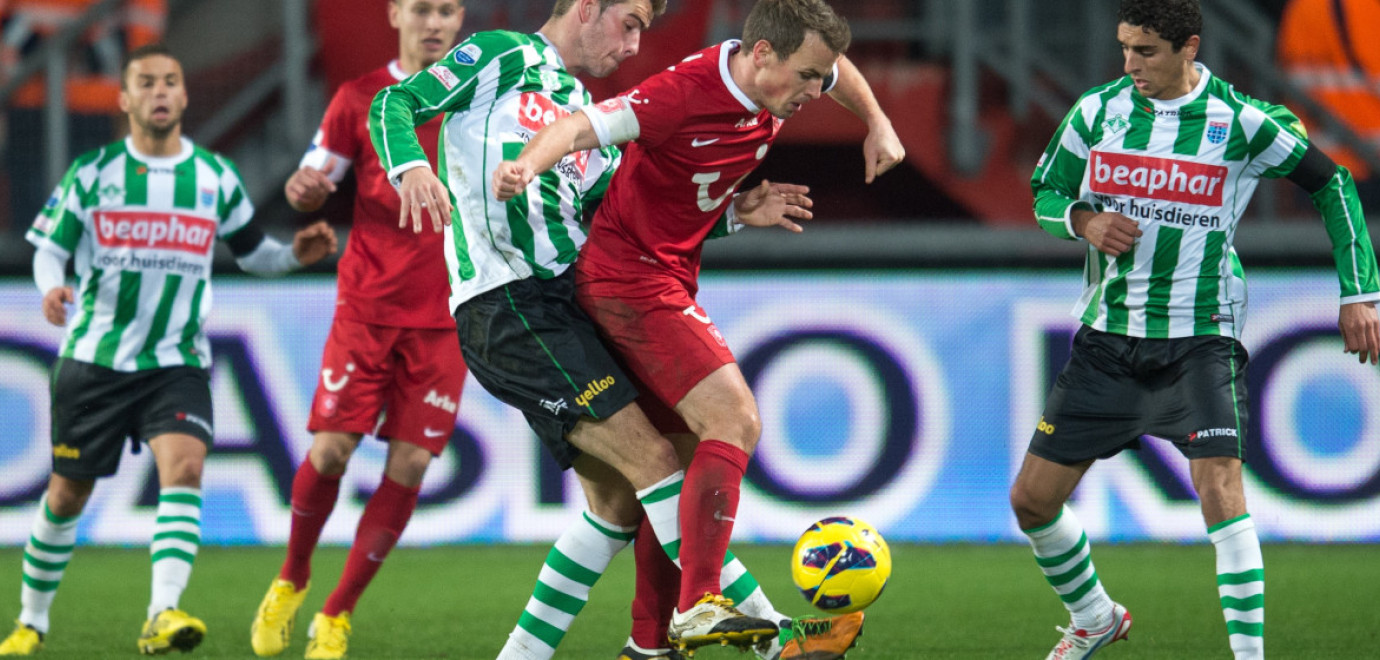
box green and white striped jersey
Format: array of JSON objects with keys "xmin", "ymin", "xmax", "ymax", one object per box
[
  {"xmin": 370, "ymin": 30, "xmax": 620, "ymax": 311},
  {"xmin": 26, "ymin": 137, "xmax": 255, "ymax": 371},
  {"xmin": 1033, "ymin": 64, "xmax": 1379, "ymax": 339}
]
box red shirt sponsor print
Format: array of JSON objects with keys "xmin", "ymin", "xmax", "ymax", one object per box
[
  {"xmin": 1089, "ymin": 151, "xmax": 1227, "ymax": 206},
  {"xmin": 517, "ymin": 92, "xmax": 588, "ymax": 176},
  {"xmin": 95, "ymin": 211, "xmax": 216, "ymax": 255}
]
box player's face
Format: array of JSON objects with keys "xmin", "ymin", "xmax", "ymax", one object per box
[
  {"xmin": 751, "ymin": 31, "xmax": 838, "ymax": 119},
  {"xmin": 119, "ymin": 55, "xmax": 187, "ymax": 137},
  {"xmin": 1118, "ymin": 23, "xmax": 1199, "ymax": 100},
  {"xmin": 577, "ymin": 0, "xmax": 654, "ymax": 78},
  {"xmin": 392, "ymin": 0, "xmax": 465, "ymax": 68}
]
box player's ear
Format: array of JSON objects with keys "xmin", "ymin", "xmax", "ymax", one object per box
[
  {"xmin": 1181, "ymin": 34, "xmax": 1200, "ymax": 61},
  {"xmin": 750, "ymin": 40, "xmax": 775, "ymax": 67},
  {"xmin": 387, "ymin": 0, "xmax": 401, "ymax": 29}
]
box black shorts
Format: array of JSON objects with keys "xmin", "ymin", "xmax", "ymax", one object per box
[
  {"xmin": 1028, "ymin": 326, "xmax": 1250, "ymax": 465},
  {"xmin": 50, "ymin": 358, "xmax": 214, "ymax": 479},
  {"xmin": 454, "ymin": 269, "xmax": 640, "ymax": 469}
]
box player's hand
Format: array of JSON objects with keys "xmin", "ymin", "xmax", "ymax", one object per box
[
  {"xmin": 291, "ymin": 220, "xmax": 339, "ymax": 266},
  {"xmin": 284, "ymin": 157, "xmax": 339, "ymax": 213},
  {"xmin": 734, "ymin": 180, "xmax": 813, "ymax": 233},
  {"xmin": 398, "ymin": 167, "xmax": 452, "ymax": 234},
  {"xmin": 862, "ymin": 119, "xmax": 904, "ymax": 184},
  {"xmin": 492, "ymin": 160, "xmax": 535, "ymax": 202},
  {"xmin": 1338, "ymin": 301, "xmax": 1380, "ymax": 365},
  {"xmin": 1075, "ymin": 211, "xmax": 1142, "ymax": 257},
  {"xmin": 41, "ymin": 286, "xmax": 74, "ymax": 327}
]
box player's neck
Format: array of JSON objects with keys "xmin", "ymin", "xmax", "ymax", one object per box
[
  {"xmin": 727, "ymin": 48, "xmax": 761, "ymax": 109},
  {"xmin": 128, "ymin": 129, "xmax": 183, "ymax": 158},
  {"xmin": 537, "ymin": 18, "xmax": 580, "ymax": 74}
]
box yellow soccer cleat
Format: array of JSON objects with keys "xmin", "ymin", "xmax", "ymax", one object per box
[
  {"xmin": 251, "ymin": 579, "xmax": 310, "ymax": 656},
  {"xmin": 0, "ymin": 621, "xmax": 44, "ymax": 656},
  {"xmin": 303, "ymin": 612, "xmax": 350, "ymax": 659},
  {"xmin": 138, "ymin": 608, "xmax": 206, "ymax": 655}
]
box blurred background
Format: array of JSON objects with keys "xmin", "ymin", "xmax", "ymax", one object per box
[{"xmin": 0, "ymin": 0, "xmax": 1377, "ymax": 547}]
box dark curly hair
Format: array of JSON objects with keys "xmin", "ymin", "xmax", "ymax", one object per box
[{"xmin": 1117, "ymin": 0, "xmax": 1201, "ymax": 51}]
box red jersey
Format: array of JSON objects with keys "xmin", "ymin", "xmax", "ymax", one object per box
[
  {"xmin": 302, "ymin": 61, "xmax": 452, "ymax": 328},
  {"xmin": 578, "ymin": 42, "xmax": 783, "ymax": 293}
]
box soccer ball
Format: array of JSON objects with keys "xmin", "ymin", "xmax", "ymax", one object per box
[{"xmin": 791, "ymin": 516, "xmax": 891, "ymax": 614}]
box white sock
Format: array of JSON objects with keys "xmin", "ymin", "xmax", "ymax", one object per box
[
  {"xmin": 498, "ymin": 511, "xmax": 635, "ymax": 660},
  {"xmin": 147, "ymin": 487, "xmax": 202, "ymax": 620},
  {"xmin": 1209, "ymin": 514, "xmax": 1264, "ymax": 659},
  {"xmin": 635, "ymin": 471, "xmax": 684, "ymax": 567},
  {"xmin": 18, "ymin": 497, "xmax": 79, "ymax": 634},
  {"xmin": 1024, "ymin": 505, "xmax": 1114, "ymax": 630}
]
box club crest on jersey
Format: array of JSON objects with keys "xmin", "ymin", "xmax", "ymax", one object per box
[
  {"xmin": 1101, "ymin": 113, "xmax": 1129, "ymax": 137},
  {"xmin": 1206, "ymin": 121, "xmax": 1228, "ymax": 145},
  {"xmin": 454, "ymin": 43, "xmax": 481, "ymax": 65},
  {"xmin": 200, "ymin": 188, "xmax": 216, "ymax": 207}
]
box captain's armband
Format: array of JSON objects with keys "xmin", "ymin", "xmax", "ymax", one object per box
[{"xmin": 582, "ymin": 97, "xmax": 641, "ymax": 147}]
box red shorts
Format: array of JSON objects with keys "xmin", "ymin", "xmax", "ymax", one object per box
[
  {"xmin": 307, "ymin": 318, "xmax": 467, "ymax": 454},
  {"xmin": 574, "ymin": 270, "xmax": 733, "ymax": 417}
]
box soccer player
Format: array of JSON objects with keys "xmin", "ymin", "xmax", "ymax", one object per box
[
  {"xmin": 1010, "ymin": 1, "xmax": 1380, "ymax": 658},
  {"xmin": 247, "ymin": 2, "xmax": 467, "ymax": 659},
  {"xmin": 370, "ymin": 0, "xmax": 831, "ymax": 656},
  {"xmin": 492, "ymin": 0, "xmax": 904, "ymax": 656},
  {"xmin": 0, "ymin": 44, "xmax": 336, "ymax": 657}
]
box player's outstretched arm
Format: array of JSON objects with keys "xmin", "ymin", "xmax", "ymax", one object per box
[
  {"xmin": 493, "ymin": 112, "xmax": 604, "ymax": 202},
  {"xmin": 827, "ymin": 55, "xmax": 904, "ymax": 183}
]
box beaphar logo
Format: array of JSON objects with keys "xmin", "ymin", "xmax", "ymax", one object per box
[
  {"xmin": 95, "ymin": 211, "xmax": 216, "ymax": 255},
  {"xmin": 518, "ymin": 93, "xmax": 588, "ymax": 177},
  {"xmin": 1089, "ymin": 151, "xmax": 1226, "ymax": 206}
]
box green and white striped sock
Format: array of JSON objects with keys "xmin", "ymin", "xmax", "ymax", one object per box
[
  {"xmin": 635, "ymin": 471, "xmax": 684, "ymax": 565},
  {"xmin": 499, "ymin": 511, "xmax": 636, "ymax": 660},
  {"xmin": 722, "ymin": 553, "xmax": 787, "ymax": 623},
  {"xmin": 1024, "ymin": 505, "xmax": 1114, "ymax": 630},
  {"xmin": 18, "ymin": 498, "xmax": 79, "ymax": 634},
  {"xmin": 1209, "ymin": 514, "xmax": 1263, "ymax": 659},
  {"xmin": 147, "ymin": 487, "xmax": 201, "ymax": 619}
]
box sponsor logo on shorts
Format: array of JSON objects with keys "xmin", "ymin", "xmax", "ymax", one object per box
[
  {"xmin": 322, "ymin": 363, "xmax": 355, "ymax": 392},
  {"xmin": 1210, "ymin": 313, "xmax": 1234, "ymax": 323},
  {"xmin": 423, "ymin": 427, "xmax": 448, "ymax": 438},
  {"xmin": 575, "ymin": 376, "xmax": 616, "ymax": 408},
  {"xmin": 708, "ymin": 324, "xmax": 727, "ymax": 347},
  {"xmin": 1036, "ymin": 417, "xmax": 1056, "ymax": 435},
  {"xmin": 317, "ymin": 392, "xmax": 338, "ymax": 418},
  {"xmin": 424, "ymin": 389, "xmax": 458, "ymax": 413},
  {"xmin": 53, "ymin": 444, "xmax": 80, "ymax": 459},
  {"xmin": 176, "ymin": 411, "xmax": 213, "ymax": 436},
  {"xmin": 1187, "ymin": 427, "xmax": 1238, "ymax": 442},
  {"xmin": 540, "ymin": 398, "xmax": 568, "ymax": 416}
]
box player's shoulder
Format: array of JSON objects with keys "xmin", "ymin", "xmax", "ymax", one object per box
[
  {"xmin": 1074, "ymin": 76, "xmax": 1134, "ymax": 109},
  {"xmin": 190, "ymin": 142, "xmax": 240, "ymax": 177},
  {"xmin": 1205, "ymin": 74, "xmax": 1305, "ymax": 137},
  {"xmin": 448, "ymin": 30, "xmax": 536, "ymax": 66}
]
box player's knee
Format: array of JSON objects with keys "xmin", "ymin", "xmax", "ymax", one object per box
[
  {"xmin": 46, "ymin": 478, "xmax": 94, "ymax": 517},
  {"xmin": 309, "ymin": 434, "xmax": 359, "ymax": 476},
  {"xmin": 383, "ymin": 448, "xmax": 432, "ymax": 488},
  {"xmin": 1009, "ymin": 482, "xmax": 1058, "ymax": 529},
  {"xmin": 159, "ymin": 454, "xmax": 204, "ymax": 488}
]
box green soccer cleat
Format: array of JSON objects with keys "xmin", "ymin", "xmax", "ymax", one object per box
[
  {"xmin": 138, "ymin": 609, "xmax": 206, "ymax": 655},
  {"xmin": 251, "ymin": 579, "xmax": 310, "ymax": 656},
  {"xmin": 777, "ymin": 611, "xmax": 865, "ymax": 660},
  {"xmin": 304, "ymin": 612, "xmax": 350, "ymax": 660},
  {"xmin": 0, "ymin": 621, "xmax": 43, "ymax": 656}
]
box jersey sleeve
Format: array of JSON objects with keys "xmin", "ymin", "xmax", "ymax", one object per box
[
  {"xmin": 1307, "ymin": 164, "xmax": 1380, "ymax": 302},
  {"xmin": 1031, "ymin": 95, "xmax": 1098, "ymax": 240},
  {"xmin": 370, "ymin": 31, "xmax": 536, "ymax": 183},
  {"xmin": 299, "ymin": 84, "xmax": 358, "ymax": 181},
  {"xmin": 27, "ymin": 155, "xmax": 93, "ymax": 254},
  {"xmin": 1239, "ymin": 97, "xmax": 1307, "ymax": 180},
  {"xmin": 214, "ymin": 155, "xmax": 256, "ymax": 238},
  {"xmin": 622, "ymin": 67, "xmax": 691, "ymax": 148}
]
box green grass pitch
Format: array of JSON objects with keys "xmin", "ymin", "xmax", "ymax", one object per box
[{"xmin": 1, "ymin": 543, "xmax": 1376, "ymax": 658}]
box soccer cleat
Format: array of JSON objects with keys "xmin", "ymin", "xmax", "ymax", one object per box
[
  {"xmin": 616, "ymin": 643, "xmax": 683, "ymax": 659},
  {"xmin": 251, "ymin": 579, "xmax": 310, "ymax": 656},
  {"xmin": 304, "ymin": 612, "xmax": 350, "ymax": 659},
  {"xmin": 0, "ymin": 621, "xmax": 43, "ymax": 655},
  {"xmin": 1046, "ymin": 602, "xmax": 1133, "ymax": 660},
  {"xmin": 138, "ymin": 608, "xmax": 206, "ymax": 655},
  {"xmin": 776, "ymin": 611, "xmax": 865, "ymax": 660},
  {"xmin": 668, "ymin": 593, "xmax": 778, "ymax": 654}
]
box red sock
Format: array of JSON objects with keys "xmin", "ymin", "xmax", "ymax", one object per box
[
  {"xmin": 322, "ymin": 476, "xmax": 419, "ymax": 617},
  {"xmin": 279, "ymin": 459, "xmax": 341, "ymax": 589},
  {"xmin": 677, "ymin": 439, "xmax": 749, "ymax": 611},
  {"xmin": 630, "ymin": 515, "xmax": 680, "ymax": 649}
]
